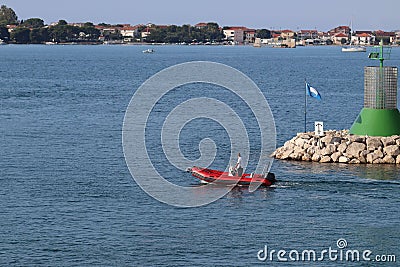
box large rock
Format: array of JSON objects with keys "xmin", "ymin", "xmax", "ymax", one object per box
[
  {"xmin": 311, "ymin": 154, "xmax": 321, "ymax": 162},
  {"xmin": 338, "ymin": 156, "xmax": 349, "ymax": 163},
  {"xmin": 295, "ymin": 138, "xmax": 306, "ymax": 148},
  {"xmin": 345, "ymin": 142, "xmax": 366, "ymax": 158},
  {"xmin": 366, "ymin": 153, "xmax": 375, "ymax": 163},
  {"xmin": 359, "ymin": 155, "xmax": 366, "ymax": 164},
  {"xmin": 381, "ymin": 137, "xmax": 396, "ymax": 147},
  {"xmin": 321, "ymin": 135, "xmax": 333, "ymax": 145},
  {"xmin": 320, "ymin": 156, "xmax": 332, "ymax": 163},
  {"xmin": 338, "ymin": 143, "xmax": 347, "ymax": 153},
  {"xmin": 383, "ymin": 145, "xmax": 400, "ymax": 157},
  {"xmin": 297, "ymin": 133, "xmax": 311, "ymax": 140},
  {"xmin": 321, "ymin": 144, "xmax": 337, "ymax": 156},
  {"xmin": 382, "ymin": 155, "xmax": 395, "ymax": 164},
  {"xmin": 375, "ymin": 149, "xmax": 384, "ymax": 158},
  {"xmin": 331, "ymin": 152, "xmax": 342, "ymax": 162},
  {"xmin": 291, "ymin": 153, "xmax": 303, "ymax": 160},
  {"xmin": 302, "ymin": 154, "xmax": 312, "ymax": 162},
  {"xmin": 366, "ymin": 137, "xmax": 383, "ymax": 151},
  {"xmin": 349, "ymin": 158, "xmax": 361, "ymax": 164},
  {"xmin": 366, "ymin": 150, "xmax": 384, "ymax": 163},
  {"xmin": 280, "ymin": 150, "xmax": 293, "ymax": 160},
  {"xmin": 349, "ymin": 135, "xmax": 366, "ymax": 143},
  {"xmin": 330, "ymin": 137, "xmax": 343, "ymax": 144},
  {"xmin": 306, "ymin": 147, "xmax": 316, "ymax": 156}
]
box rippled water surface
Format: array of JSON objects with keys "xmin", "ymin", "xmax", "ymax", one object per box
[{"xmin": 1, "ymin": 45, "xmax": 399, "ymax": 266}]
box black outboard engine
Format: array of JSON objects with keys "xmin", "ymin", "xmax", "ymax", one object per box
[{"xmin": 265, "ymin": 172, "xmax": 276, "ymax": 183}]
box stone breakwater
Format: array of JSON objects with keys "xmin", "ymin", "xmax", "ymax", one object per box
[{"xmin": 272, "ymin": 130, "xmax": 400, "ymax": 164}]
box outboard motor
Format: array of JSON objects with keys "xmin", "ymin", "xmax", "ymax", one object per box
[{"xmin": 265, "ymin": 172, "xmax": 276, "ymax": 183}]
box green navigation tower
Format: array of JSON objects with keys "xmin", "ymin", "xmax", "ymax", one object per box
[{"xmin": 350, "ymin": 40, "xmax": 400, "ymax": 136}]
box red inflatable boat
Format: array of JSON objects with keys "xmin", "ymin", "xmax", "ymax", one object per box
[{"xmin": 187, "ymin": 166, "xmax": 276, "ymax": 186}]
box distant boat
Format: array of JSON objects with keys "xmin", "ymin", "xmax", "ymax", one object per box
[
  {"xmin": 142, "ymin": 48, "xmax": 155, "ymax": 53},
  {"xmin": 342, "ymin": 46, "xmax": 366, "ymax": 52},
  {"xmin": 342, "ymin": 19, "xmax": 366, "ymax": 52},
  {"xmin": 0, "ymin": 39, "xmax": 7, "ymax": 45}
]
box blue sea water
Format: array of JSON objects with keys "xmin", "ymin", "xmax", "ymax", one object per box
[{"xmin": 1, "ymin": 44, "xmax": 399, "ymax": 266}]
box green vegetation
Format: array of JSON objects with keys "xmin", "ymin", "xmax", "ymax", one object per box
[
  {"xmin": 144, "ymin": 23, "xmax": 224, "ymax": 43},
  {"xmin": 0, "ymin": 5, "xmax": 397, "ymax": 45},
  {"xmin": 0, "ymin": 6, "xmax": 101, "ymax": 44},
  {"xmin": 0, "ymin": 5, "xmax": 18, "ymax": 25},
  {"xmin": 0, "ymin": 25, "xmax": 9, "ymax": 41}
]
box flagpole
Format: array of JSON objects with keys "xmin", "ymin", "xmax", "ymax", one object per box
[{"xmin": 304, "ymin": 79, "xmax": 307, "ymax": 133}]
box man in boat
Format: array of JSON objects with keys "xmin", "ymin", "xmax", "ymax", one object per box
[{"xmin": 234, "ymin": 153, "xmax": 243, "ymax": 177}]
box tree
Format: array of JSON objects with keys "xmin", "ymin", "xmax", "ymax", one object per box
[
  {"xmin": 30, "ymin": 28, "xmax": 49, "ymax": 43},
  {"xmin": 0, "ymin": 5, "xmax": 18, "ymax": 25},
  {"xmin": 0, "ymin": 25, "xmax": 10, "ymax": 41},
  {"xmin": 11, "ymin": 27, "xmax": 30, "ymax": 43},
  {"xmin": 49, "ymin": 24, "xmax": 80, "ymax": 42},
  {"xmin": 58, "ymin": 19, "xmax": 67, "ymax": 26},
  {"xmin": 83, "ymin": 22, "xmax": 94, "ymax": 27},
  {"xmin": 80, "ymin": 24, "xmax": 101, "ymax": 41},
  {"xmin": 256, "ymin": 29, "xmax": 271, "ymax": 39},
  {"xmin": 22, "ymin": 18, "xmax": 44, "ymax": 28}
]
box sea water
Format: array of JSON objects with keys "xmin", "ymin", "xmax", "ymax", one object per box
[{"xmin": 1, "ymin": 44, "xmax": 399, "ymax": 266}]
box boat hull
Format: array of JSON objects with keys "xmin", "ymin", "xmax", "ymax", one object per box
[
  {"xmin": 187, "ymin": 166, "xmax": 276, "ymax": 187},
  {"xmin": 341, "ymin": 46, "xmax": 366, "ymax": 52}
]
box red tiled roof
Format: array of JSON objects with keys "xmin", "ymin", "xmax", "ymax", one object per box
[
  {"xmin": 226, "ymin": 26, "xmax": 248, "ymax": 31},
  {"xmin": 121, "ymin": 26, "xmax": 138, "ymax": 31},
  {"xmin": 357, "ymin": 33, "xmax": 371, "ymax": 37},
  {"xmin": 375, "ymin": 30, "xmax": 395, "ymax": 36},
  {"xmin": 195, "ymin": 22, "xmax": 208, "ymax": 27},
  {"xmin": 335, "ymin": 33, "xmax": 348, "ymax": 37},
  {"xmin": 281, "ymin": 29, "xmax": 293, "ymax": 33}
]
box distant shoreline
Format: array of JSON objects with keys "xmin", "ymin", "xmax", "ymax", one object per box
[{"xmin": 2, "ymin": 42, "xmax": 399, "ymax": 47}]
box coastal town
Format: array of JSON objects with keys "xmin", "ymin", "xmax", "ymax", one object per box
[{"xmin": 0, "ymin": 5, "xmax": 399, "ymax": 46}]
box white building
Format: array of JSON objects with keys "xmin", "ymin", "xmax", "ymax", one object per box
[{"xmin": 223, "ymin": 27, "xmax": 247, "ymax": 44}]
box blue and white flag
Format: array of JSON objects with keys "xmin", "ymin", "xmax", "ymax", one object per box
[{"xmin": 306, "ymin": 82, "xmax": 322, "ymax": 100}]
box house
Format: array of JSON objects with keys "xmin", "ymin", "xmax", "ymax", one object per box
[
  {"xmin": 140, "ymin": 24, "xmax": 169, "ymax": 40},
  {"xmin": 195, "ymin": 22, "xmax": 208, "ymax": 29},
  {"xmin": 352, "ymin": 32, "xmax": 374, "ymax": 45},
  {"xmin": 244, "ymin": 29, "xmax": 256, "ymax": 43},
  {"xmin": 332, "ymin": 33, "xmax": 348, "ymax": 45},
  {"xmin": 297, "ymin": 30, "xmax": 319, "ymax": 40},
  {"xmin": 6, "ymin": 24, "xmax": 17, "ymax": 33},
  {"xmin": 119, "ymin": 25, "xmax": 140, "ymax": 42},
  {"xmin": 120, "ymin": 25, "xmax": 139, "ymax": 38},
  {"xmin": 223, "ymin": 26, "xmax": 248, "ymax": 44},
  {"xmin": 395, "ymin": 31, "xmax": 400, "ymax": 44},
  {"xmin": 95, "ymin": 25, "xmax": 120, "ymax": 35},
  {"xmin": 374, "ymin": 30, "xmax": 396, "ymax": 44},
  {"xmin": 328, "ymin": 26, "xmax": 351, "ymax": 36},
  {"xmin": 280, "ymin": 29, "xmax": 295, "ymax": 39},
  {"xmin": 68, "ymin": 22, "xmax": 86, "ymax": 27}
]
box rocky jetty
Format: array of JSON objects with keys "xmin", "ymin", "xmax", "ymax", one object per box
[{"xmin": 272, "ymin": 130, "xmax": 400, "ymax": 164}]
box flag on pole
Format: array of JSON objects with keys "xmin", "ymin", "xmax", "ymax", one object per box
[{"xmin": 306, "ymin": 82, "xmax": 322, "ymax": 100}]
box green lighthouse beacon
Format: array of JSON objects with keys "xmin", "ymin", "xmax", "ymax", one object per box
[{"xmin": 350, "ymin": 40, "xmax": 400, "ymax": 136}]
